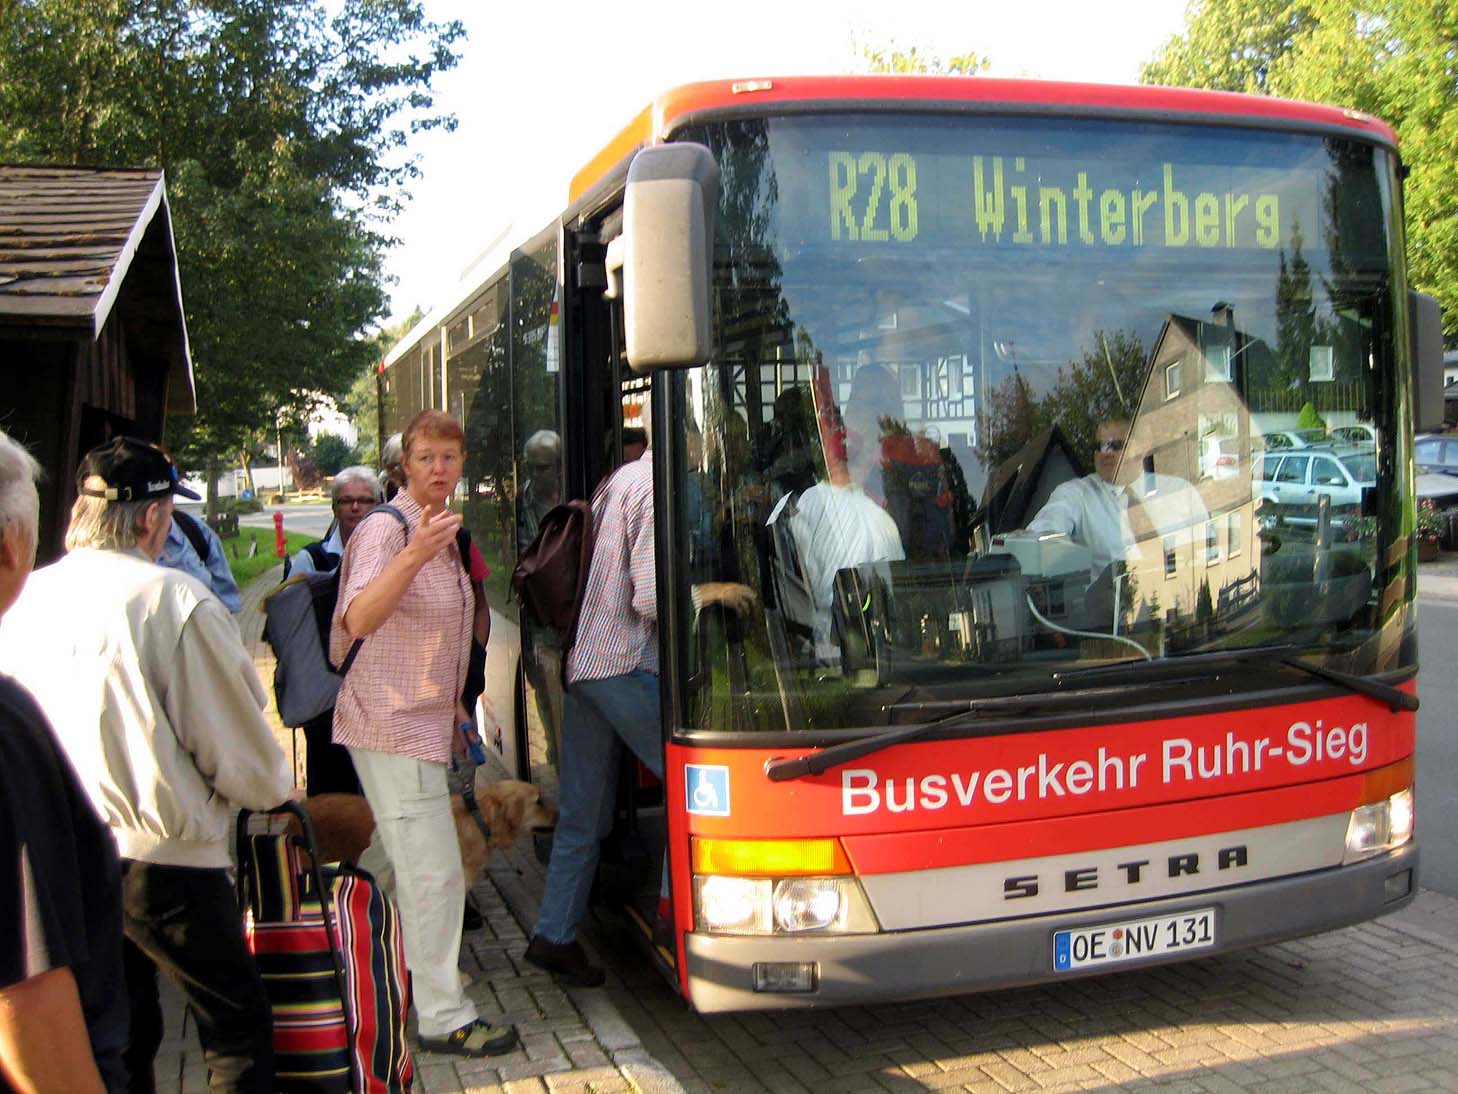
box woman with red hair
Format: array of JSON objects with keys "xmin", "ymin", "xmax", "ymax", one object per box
[{"xmin": 330, "ymin": 409, "xmax": 517, "ymax": 1058}]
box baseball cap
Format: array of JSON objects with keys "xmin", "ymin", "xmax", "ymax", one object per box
[{"xmin": 77, "ymin": 437, "xmax": 202, "ymax": 502}]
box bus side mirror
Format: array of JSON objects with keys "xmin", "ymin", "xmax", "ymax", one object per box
[
  {"xmin": 608, "ymin": 142, "xmax": 719, "ymax": 371},
  {"xmin": 1409, "ymin": 290, "xmax": 1444, "ymax": 432}
]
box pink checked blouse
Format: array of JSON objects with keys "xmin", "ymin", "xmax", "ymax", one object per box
[{"xmin": 329, "ymin": 490, "xmax": 473, "ymax": 764}]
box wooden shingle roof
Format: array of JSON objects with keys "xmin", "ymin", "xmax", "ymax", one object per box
[{"xmin": 0, "ymin": 164, "xmax": 194, "ymax": 410}]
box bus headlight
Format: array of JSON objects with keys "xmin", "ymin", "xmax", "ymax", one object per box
[
  {"xmin": 1344, "ymin": 788, "xmax": 1415, "ymax": 863},
  {"xmin": 696, "ymin": 876, "xmax": 771, "ymax": 933},
  {"xmin": 693, "ymin": 875, "xmax": 879, "ymax": 934}
]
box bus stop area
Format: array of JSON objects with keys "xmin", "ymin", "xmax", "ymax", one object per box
[{"xmin": 145, "ymin": 565, "xmax": 1458, "ymax": 1094}]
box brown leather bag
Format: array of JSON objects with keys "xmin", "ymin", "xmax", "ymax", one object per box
[{"xmin": 512, "ymin": 497, "xmax": 597, "ymax": 655}]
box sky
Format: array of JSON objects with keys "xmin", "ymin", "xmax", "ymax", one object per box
[{"xmin": 381, "ymin": 0, "xmax": 1193, "ymax": 327}]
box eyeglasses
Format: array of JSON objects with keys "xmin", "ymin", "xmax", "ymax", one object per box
[
  {"xmin": 1096, "ymin": 438, "xmax": 1127, "ymax": 454},
  {"xmin": 335, "ymin": 497, "xmax": 376, "ymax": 508}
]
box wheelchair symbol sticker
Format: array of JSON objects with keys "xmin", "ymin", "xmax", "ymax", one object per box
[{"xmin": 685, "ymin": 764, "xmax": 731, "ymax": 817}]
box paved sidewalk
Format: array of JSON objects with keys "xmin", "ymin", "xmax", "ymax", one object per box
[
  {"xmin": 1417, "ymin": 548, "xmax": 1458, "ymax": 600},
  {"xmin": 153, "ymin": 565, "xmax": 682, "ymax": 1094}
]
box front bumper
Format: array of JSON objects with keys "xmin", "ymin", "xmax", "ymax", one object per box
[{"xmin": 681, "ymin": 844, "xmax": 1417, "ymax": 1012}]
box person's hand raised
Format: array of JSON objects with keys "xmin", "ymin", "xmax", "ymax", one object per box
[{"xmin": 410, "ymin": 503, "xmax": 463, "ymax": 564}]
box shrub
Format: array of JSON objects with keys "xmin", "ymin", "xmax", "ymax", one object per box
[{"xmin": 1296, "ymin": 401, "xmax": 1327, "ymax": 432}]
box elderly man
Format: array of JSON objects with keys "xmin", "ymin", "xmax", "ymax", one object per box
[
  {"xmin": 0, "ymin": 431, "xmax": 128, "ymax": 1092},
  {"xmin": 0, "ymin": 436, "xmax": 293, "ymax": 1094}
]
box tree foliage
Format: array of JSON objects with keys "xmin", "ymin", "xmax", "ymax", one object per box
[
  {"xmin": 1143, "ymin": 0, "xmax": 1458, "ymax": 337},
  {"xmin": 308, "ymin": 432, "xmax": 358, "ymax": 476},
  {"xmin": 858, "ymin": 38, "xmax": 988, "ymax": 76},
  {"xmin": 977, "ymin": 329, "xmax": 1150, "ymax": 471},
  {"xmin": 0, "ymin": 0, "xmax": 463, "ymax": 466}
]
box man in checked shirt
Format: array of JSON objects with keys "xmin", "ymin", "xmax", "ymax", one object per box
[{"xmin": 524, "ymin": 403, "xmax": 753, "ymax": 986}]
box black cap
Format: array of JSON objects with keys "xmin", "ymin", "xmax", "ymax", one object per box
[{"xmin": 76, "ymin": 437, "xmax": 202, "ymax": 503}]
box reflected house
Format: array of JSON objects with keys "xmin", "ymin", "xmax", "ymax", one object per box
[
  {"xmin": 0, "ymin": 165, "xmax": 195, "ymax": 562},
  {"xmin": 971, "ymin": 424, "xmax": 1083, "ymax": 540},
  {"xmin": 1126, "ymin": 315, "xmax": 1266, "ymax": 634}
]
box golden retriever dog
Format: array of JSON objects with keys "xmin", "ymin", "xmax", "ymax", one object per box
[{"xmin": 295, "ymin": 774, "xmax": 556, "ymax": 892}]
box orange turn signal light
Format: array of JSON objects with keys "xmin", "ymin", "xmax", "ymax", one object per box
[
  {"xmin": 691, "ymin": 837, "xmax": 851, "ymax": 877},
  {"xmin": 1360, "ymin": 756, "xmax": 1413, "ymax": 805}
]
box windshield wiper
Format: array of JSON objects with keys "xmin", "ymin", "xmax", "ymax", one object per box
[
  {"xmin": 1273, "ymin": 655, "xmax": 1417, "ymax": 712},
  {"xmin": 764, "ymin": 705, "xmax": 996, "ymax": 782}
]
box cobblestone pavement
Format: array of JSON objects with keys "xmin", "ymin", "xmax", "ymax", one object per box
[{"xmin": 148, "ymin": 564, "xmax": 1458, "ymax": 1092}]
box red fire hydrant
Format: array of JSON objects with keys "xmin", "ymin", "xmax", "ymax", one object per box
[{"xmin": 273, "ymin": 510, "xmax": 286, "ymax": 558}]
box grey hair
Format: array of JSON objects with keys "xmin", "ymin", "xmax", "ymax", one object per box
[
  {"xmin": 0, "ymin": 431, "xmax": 42, "ymax": 543},
  {"xmin": 381, "ymin": 433, "xmax": 404, "ymax": 469},
  {"xmin": 523, "ymin": 429, "xmax": 561, "ymax": 461},
  {"xmin": 64, "ymin": 488, "xmax": 158, "ymax": 552},
  {"xmin": 332, "ymin": 465, "xmax": 383, "ymax": 502}
]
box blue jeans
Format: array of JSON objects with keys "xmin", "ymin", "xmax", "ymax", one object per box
[{"xmin": 534, "ymin": 671, "xmax": 662, "ymax": 945}]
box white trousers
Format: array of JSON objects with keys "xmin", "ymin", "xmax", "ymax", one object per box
[{"xmin": 348, "ymin": 747, "xmax": 475, "ymax": 1038}]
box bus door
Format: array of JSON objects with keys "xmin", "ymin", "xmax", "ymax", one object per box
[{"xmin": 560, "ymin": 217, "xmax": 674, "ymax": 957}]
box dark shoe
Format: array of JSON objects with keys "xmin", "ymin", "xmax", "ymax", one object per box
[
  {"xmin": 419, "ymin": 1018, "xmax": 518, "ymax": 1057},
  {"xmin": 524, "ymin": 934, "xmax": 605, "ymax": 987},
  {"xmin": 462, "ymin": 897, "xmax": 484, "ymax": 932}
]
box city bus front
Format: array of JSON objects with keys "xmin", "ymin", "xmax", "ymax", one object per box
[{"xmin": 630, "ymin": 99, "xmax": 1420, "ymax": 1011}]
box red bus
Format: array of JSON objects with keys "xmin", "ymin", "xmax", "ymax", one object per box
[{"xmin": 380, "ymin": 76, "xmax": 1441, "ymax": 1011}]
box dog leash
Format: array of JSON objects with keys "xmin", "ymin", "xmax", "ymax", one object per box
[{"xmin": 459, "ymin": 772, "xmax": 493, "ymax": 842}]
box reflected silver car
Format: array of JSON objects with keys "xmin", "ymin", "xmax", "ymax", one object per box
[{"xmin": 1260, "ymin": 449, "xmax": 1376, "ymax": 526}]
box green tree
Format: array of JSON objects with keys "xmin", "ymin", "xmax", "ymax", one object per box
[
  {"xmin": 1143, "ymin": 0, "xmax": 1458, "ymax": 338},
  {"xmin": 1141, "ymin": 0, "xmax": 1320, "ymax": 92},
  {"xmin": 858, "ymin": 38, "xmax": 988, "ymax": 75},
  {"xmin": 0, "ymin": 0, "xmax": 463, "ymax": 481},
  {"xmin": 1040, "ymin": 329, "xmax": 1151, "ymax": 468},
  {"xmin": 309, "ymin": 432, "xmax": 358, "ymax": 476}
]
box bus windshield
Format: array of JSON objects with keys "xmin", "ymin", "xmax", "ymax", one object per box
[{"xmin": 669, "ymin": 113, "xmax": 1412, "ymax": 734}]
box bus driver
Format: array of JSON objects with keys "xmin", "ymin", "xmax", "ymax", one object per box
[{"xmin": 1026, "ymin": 416, "xmax": 1208, "ymax": 583}]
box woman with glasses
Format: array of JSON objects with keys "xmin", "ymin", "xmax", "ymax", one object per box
[
  {"xmin": 290, "ymin": 466, "xmax": 381, "ymax": 796},
  {"xmin": 288, "ymin": 465, "xmax": 382, "ymax": 578}
]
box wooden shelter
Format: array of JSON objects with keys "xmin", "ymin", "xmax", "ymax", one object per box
[{"xmin": 0, "ymin": 164, "xmax": 194, "ymax": 561}]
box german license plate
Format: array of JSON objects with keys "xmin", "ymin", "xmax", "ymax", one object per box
[{"xmin": 1053, "ymin": 907, "xmax": 1216, "ymax": 972}]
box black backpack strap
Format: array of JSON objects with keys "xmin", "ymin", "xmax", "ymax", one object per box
[
  {"xmin": 173, "ymin": 509, "xmax": 211, "ymax": 563},
  {"xmin": 303, "ymin": 541, "xmax": 339, "ymax": 572},
  {"xmin": 455, "ymin": 526, "xmax": 475, "ymax": 579}
]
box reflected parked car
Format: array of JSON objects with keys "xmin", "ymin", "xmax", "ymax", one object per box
[
  {"xmin": 1415, "ymin": 433, "xmax": 1458, "ymax": 477},
  {"xmin": 1261, "ymin": 428, "xmax": 1327, "ymax": 450},
  {"xmin": 1330, "ymin": 423, "xmax": 1379, "ymax": 447},
  {"xmin": 1260, "ymin": 448, "xmax": 1376, "ymax": 526}
]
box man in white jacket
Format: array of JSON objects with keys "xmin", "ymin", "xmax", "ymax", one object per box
[{"xmin": 0, "ymin": 437, "xmax": 293, "ymax": 1094}]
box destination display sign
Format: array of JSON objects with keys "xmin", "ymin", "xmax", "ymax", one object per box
[{"xmin": 768, "ymin": 121, "xmax": 1342, "ymax": 257}]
